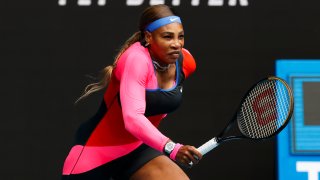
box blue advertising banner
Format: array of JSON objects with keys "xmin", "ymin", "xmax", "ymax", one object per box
[{"xmin": 276, "ymin": 60, "xmax": 320, "ymax": 180}]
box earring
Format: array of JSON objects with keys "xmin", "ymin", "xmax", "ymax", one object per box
[{"xmin": 145, "ymin": 42, "xmax": 150, "ymax": 47}]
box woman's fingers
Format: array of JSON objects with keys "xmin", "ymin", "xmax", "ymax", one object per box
[
  {"xmin": 176, "ymin": 145, "xmax": 202, "ymax": 167},
  {"xmin": 191, "ymin": 146, "xmax": 203, "ymax": 161}
]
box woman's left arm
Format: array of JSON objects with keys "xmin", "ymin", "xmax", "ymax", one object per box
[{"xmin": 119, "ymin": 52, "xmax": 169, "ymax": 152}]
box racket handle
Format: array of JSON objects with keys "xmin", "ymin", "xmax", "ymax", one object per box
[
  {"xmin": 189, "ymin": 137, "xmax": 219, "ymax": 167},
  {"xmin": 197, "ymin": 137, "xmax": 219, "ymax": 155}
]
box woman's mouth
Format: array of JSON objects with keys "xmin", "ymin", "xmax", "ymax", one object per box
[{"xmin": 168, "ymin": 51, "xmax": 180, "ymax": 59}]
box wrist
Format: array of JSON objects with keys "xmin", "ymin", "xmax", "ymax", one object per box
[
  {"xmin": 169, "ymin": 143, "xmax": 183, "ymax": 161},
  {"xmin": 163, "ymin": 141, "xmax": 176, "ymax": 156}
]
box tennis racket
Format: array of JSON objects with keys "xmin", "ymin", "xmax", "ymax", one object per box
[{"xmin": 195, "ymin": 76, "xmax": 294, "ymax": 159}]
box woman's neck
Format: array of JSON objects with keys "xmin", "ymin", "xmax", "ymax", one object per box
[
  {"xmin": 152, "ymin": 59, "xmax": 171, "ymax": 72},
  {"xmin": 148, "ymin": 49, "xmax": 171, "ymax": 72}
]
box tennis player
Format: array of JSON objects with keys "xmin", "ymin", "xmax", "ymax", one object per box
[{"xmin": 61, "ymin": 4, "xmax": 202, "ymax": 180}]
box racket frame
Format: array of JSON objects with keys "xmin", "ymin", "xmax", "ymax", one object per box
[
  {"xmin": 236, "ymin": 76, "xmax": 294, "ymax": 140},
  {"xmin": 197, "ymin": 76, "xmax": 294, "ymax": 155}
]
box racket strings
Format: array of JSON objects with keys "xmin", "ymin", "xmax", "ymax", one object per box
[{"xmin": 238, "ymin": 79, "xmax": 292, "ymax": 139}]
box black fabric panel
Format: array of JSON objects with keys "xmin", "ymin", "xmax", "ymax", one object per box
[
  {"xmin": 74, "ymin": 101, "xmax": 107, "ymax": 145},
  {"xmin": 144, "ymin": 53, "xmax": 184, "ymax": 116}
]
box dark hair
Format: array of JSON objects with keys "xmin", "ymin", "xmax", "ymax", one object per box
[{"xmin": 76, "ymin": 5, "xmax": 178, "ymax": 103}]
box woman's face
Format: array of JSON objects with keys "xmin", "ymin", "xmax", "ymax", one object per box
[{"xmin": 146, "ymin": 22, "xmax": 184, "ymax": 65}]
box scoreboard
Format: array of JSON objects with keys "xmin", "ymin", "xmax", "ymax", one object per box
[{"xmin": 276, "ymin": 60, "xmax": 320, "ymax": 180}]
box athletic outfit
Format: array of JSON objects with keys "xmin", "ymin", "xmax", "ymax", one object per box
[{"xmin": 62, "ymin": 42, "xmax": 196, "ymax": 179}]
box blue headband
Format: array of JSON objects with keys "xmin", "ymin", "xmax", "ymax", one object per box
[{"xmin": 145, "ymin": 16, "xmax": 182, "ymax": 32}]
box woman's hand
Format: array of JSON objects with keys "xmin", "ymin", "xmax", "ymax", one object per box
[{"xmin": 175, "ymin": 145, "xmax": 203, "ymax": 168}]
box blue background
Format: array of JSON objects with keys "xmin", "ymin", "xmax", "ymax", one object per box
[{"xmin": 276, "ymin": 60, "xmax": 320, "ymax": 180}]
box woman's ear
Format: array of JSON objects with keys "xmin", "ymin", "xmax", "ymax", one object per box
[{"xmin": 144, "ymin": 31, "xmax": 152, "ymax": 45}]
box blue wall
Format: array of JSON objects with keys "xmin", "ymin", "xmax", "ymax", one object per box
[{"xmin": 277, "ymin": 60, "xmax": 320, "ymax": 180}]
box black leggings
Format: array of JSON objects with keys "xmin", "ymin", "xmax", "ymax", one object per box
[{"xmin": 61, "ymin": 144, "xmax": 162, "ymax": 180}]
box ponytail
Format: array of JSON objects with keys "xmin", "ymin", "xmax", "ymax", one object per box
[{"xmin": 75, "ymin": 31, "xmax": 143, "ymax": 104}]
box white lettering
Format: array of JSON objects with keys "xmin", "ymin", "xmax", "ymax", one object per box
[
  {"xmin": 78, "ymin": 0, "xmax": 91, "ymax": 6},
  {"xmin": 150, "ymin": 0, "xmax": 164, "ymax": 5},
  {"xmin": 296, "ymin": 161, "xmax": 320, "ymax": 180},
  {"xmin": 191, "ymin": 0, "xmax": 200, "ymax": 6},
  {"xmin": 58, "ymin": 0, "xmax": 67, "ymax": 6},
  {"xmin": 58, "ymin": 0, "xmax": 106, "ymax": 6},
  {"xmin": 208, "ymin": 0, "xmax": 248, "ymax": 6},
  {"xmin": 126, "ymin": 0, "xmax": 144, "ymax": 6},
  {"xmin": 172, "ymin": 0, "xmax": 180, "ymax": 6},
  {"xmin": 98, "ymin": 0, "xmax": 106, "ymax": 6},
  {"xmin": 58, "ymin": 0, "xmax": 249, "ymax": 6},
  {"xmin": 127, "ymin": 0, "xmax": 180, "ymax": 6},
  {"xmin": 228, "ymin": 0, "xmax": 248, "ymax": 6},
  {"xmin": 208, "ymin": 0, "xmax": 223, "ymax": 6}
]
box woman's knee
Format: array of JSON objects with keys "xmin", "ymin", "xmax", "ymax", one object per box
[{"xmin": 130, "ymin": 155, "xmax": 189, "ymax": 180}]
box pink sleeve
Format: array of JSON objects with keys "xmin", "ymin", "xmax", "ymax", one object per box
[{"xmin": 118, "ymin": 52, "xmax": 169, "ymax": 152}]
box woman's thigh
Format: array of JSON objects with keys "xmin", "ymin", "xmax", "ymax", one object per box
[{"xmin": 130, "ymin": 155, "xmax": 189, "ymax": 180}]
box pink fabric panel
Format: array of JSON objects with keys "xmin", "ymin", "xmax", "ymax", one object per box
[
  {"xmin": 62, "ymin": 142, "xmax": 142, "ymax": 175},
  {"xmin": 115, "ymin": 42, "xmax": 169, "ymax": 152},
  {"xmin": 62, "ymin": 145, "xmax": 83, "ymax": 175}
]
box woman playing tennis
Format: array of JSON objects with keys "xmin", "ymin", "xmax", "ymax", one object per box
[{"xmin": 61, "ymin": 4, "xmax": 202, "ymax": 180}]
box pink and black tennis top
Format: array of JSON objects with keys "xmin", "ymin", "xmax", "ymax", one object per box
[{"xmin": 62, "ymin": 42, "xmax": 196, "ymax": 175}]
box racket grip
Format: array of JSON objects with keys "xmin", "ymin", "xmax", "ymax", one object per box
[
  {"xmin": 197, "ymin": 137, "xmax": 218, "ymax": 155},
  {"xmin": 188, "ymin": 137, "xmax": 219, "ymax": 167}
]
